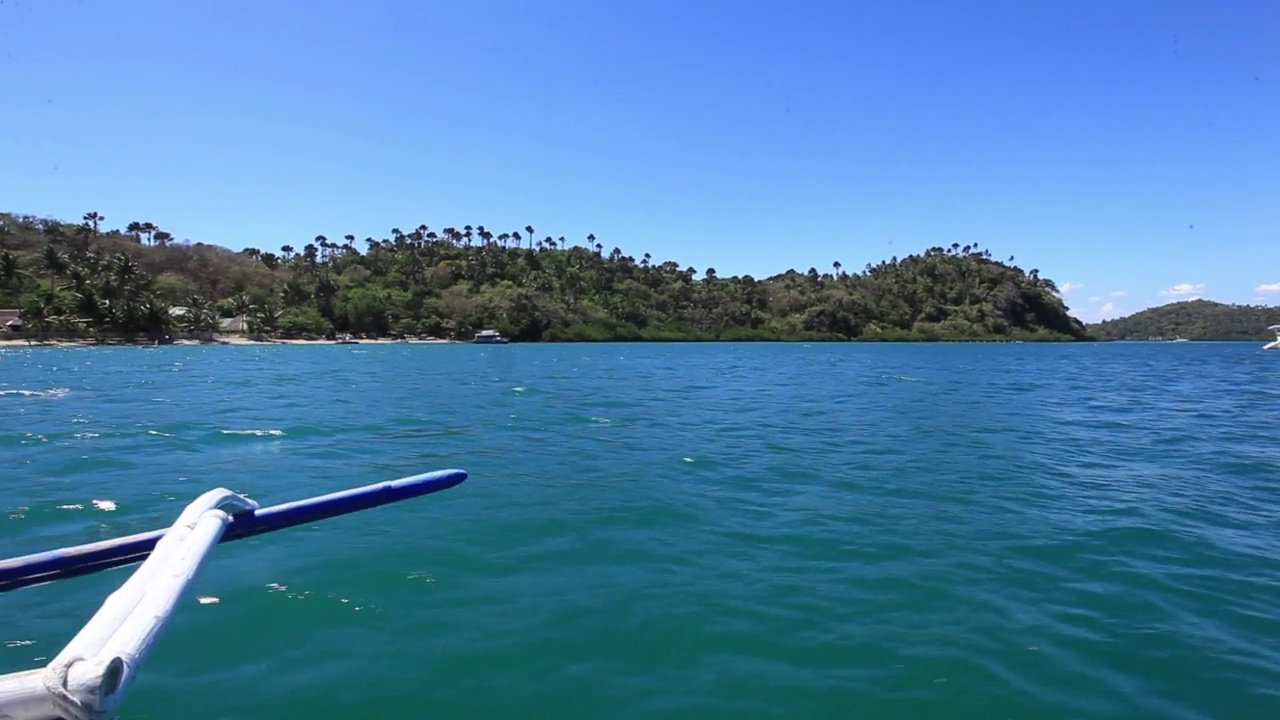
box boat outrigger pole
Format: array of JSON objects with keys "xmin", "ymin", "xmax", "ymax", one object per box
[
  {"xmin": 0, "ymin": 469, "xmax": 467, "ymax": 594},
  {"xmin": 0, "ymin": 469, "xmax": 466, "ymax": 720}
]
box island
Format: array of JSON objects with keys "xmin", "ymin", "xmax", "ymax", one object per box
[
  {"xmin": 1, "ymin": 210, "xmax": 1087, "ymax": 344},
  {"xmin": 1088, "ymin": 300, "xmax": 1280, "ymax": 341}
]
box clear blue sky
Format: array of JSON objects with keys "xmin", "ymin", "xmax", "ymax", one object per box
[{"xmin": 1, "ymin": 0, "xmax": 1277, "ymax": 321}]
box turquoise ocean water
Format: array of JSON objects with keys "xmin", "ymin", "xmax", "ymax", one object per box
[{"xmin": 1, "ymin": 342, "xmax": 1278, "ymax": 719}]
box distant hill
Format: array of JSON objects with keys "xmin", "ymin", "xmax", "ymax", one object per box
[{"xmin": 1088, "ymin": 300, "xmax": 1280, "ymax": 341}]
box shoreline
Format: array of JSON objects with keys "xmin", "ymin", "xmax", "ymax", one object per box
[
  {"xmin": 12, "ymin": 338, "xmax": 1256, "ymax": 348},
  {"xmin": 0, "ymin": 336, "xmax": 461, "ymax": 348},
  {"xmin": 0, "ymin": 336, "xmax": 1092, "ymax": 348}
]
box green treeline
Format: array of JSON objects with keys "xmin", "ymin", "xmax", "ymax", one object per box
[
  {"xmin": 0, "ymin": 211, "xmax": 1087, "ymax": 342},
  {"xmin": 1088, "ymin": 299, "xmax": 1280, "ymax": 341}
]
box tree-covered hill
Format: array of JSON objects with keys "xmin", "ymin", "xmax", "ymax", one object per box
[
  {"xmin": 0, "ymin": 210, "xmax": 1088, "ymax": 342},
  {"xmin": 1088, "ymin": 300, "xmax": 1280, "ymax": 341}
]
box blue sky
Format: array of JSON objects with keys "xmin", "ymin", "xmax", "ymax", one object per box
[{"xmin": 1, "ymin": 0, "xmax": 1277, "ymax": 321}]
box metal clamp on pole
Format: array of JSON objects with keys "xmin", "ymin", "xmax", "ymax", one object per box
[{"xmin": 0, "ymin": 489, "xmax": 258, "ymax": 720}]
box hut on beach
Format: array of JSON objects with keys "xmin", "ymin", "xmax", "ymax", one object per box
[{"xmin": 0, "ymin": 309, "xmax": 22, "ymax": 332}]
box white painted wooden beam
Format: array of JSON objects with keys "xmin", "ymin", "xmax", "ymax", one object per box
[{"xmin": 0, "ymin": 488, "xmax": 258, "ymax": 720}]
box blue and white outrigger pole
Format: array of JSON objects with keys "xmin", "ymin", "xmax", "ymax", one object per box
[{"xmin": 0, "ymin": 469, "xmax": 466, "ymax": 720}]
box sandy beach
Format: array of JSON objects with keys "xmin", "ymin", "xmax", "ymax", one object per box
[{"xmin": 0, "ymin": 336, "xmax": 462, "ymax": 348}]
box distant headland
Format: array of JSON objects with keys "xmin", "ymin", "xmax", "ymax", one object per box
[
  {"xmin": 1087, "ymin": 299, "xmax": 1280, "ymax": 341},
  {"xmin": 1, "ymin": 210, "xmax": 1088, "ymax": 344}
]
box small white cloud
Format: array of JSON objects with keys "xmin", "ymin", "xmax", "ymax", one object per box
[
  {"xmin": 1088, "ymin": 296, "xmax": 1101, "ymax": 303},
  {"xmin": 1109, "ymin": 290, "xmax": 1127, "ymax": 297},
  {"xmin": 1084, "ymin": 302, "xmax": 1126, "ymax": 322},
  {"xmin": 1059, "ymin": 281, "xmax": 1083, "ymax": 295},
  {"xmin": 1256, "ymin": 282, "xmax": 1280, "ymax": 293},
  {"xmin": 1159, "ymin": 283, "xmax": 1205, "ymax": 297}
]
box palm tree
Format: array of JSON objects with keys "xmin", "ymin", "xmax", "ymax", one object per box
[
  {"xmin": 82, "ymin": 212, "xmax": 105, "ymax": 235},
  {"xmin": 281, "ymin": 280, "xmax": 310, "ymax": 308},
  {"xmin": 21, "ymin": 292, "xmax": 56, "ymax": 341},
  {"xmin": 182, "ymin": 295, "xmax": 218, "ymax": 336},
  {"xmin": 42, "ymin": 245, "xmax": 67, "ymax": 293},
  {"xmin": 229, "ymin": 293, "xmax": 252, "ymax": 319},
  {"xmin": 73, "ymin": 286, "xmax": 104, "ymax": 332},
  {"xmin": 110, "ymin": 252, "xmax": 142, "ymax": 289},
  {"xmin": 139, "ymin": 296, "xmax": 175, "ymax": 342},
  {"xmin": 525, "ymin": 225, "xmax": 535, "ymax": 250},
  {"xmin": 248, "ymin": 303, "xmax": 281, "ymax": 335},
  {"xmin": 72, "ymin": 223, "xmax": 93, "ymax": 253},
  {"xmin": 0, "ymin": 250, "xmax": 26, "ymax": 294}
]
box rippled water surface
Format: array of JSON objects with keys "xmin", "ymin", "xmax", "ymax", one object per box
[{"xmin": 2, "ymin": 342, "xmax": 1279, "ymax": 719}]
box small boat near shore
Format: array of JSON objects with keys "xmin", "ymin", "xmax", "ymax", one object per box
[
  {"xmin": 472, "ymin": 329, "xmax": 509, "ymax": 344},
  {"xmin": 1265, "ymin": 325, "xmax": 1280, "ymax": 350},
  {"xmin": 335, "ymin": 333, "xmax": 359, "ymax": 344}
]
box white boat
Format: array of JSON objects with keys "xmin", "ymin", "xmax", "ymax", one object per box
[
  {"xmin": 335, "ymin": 333, "xmax": 359, "ymax": 344},
  {"xmin": 1265, "ymin": 325, "xmax": 1280, "ymax": 350},
  {"xmin": 472, "ymin": 329, "xmax": 509, "ymax": 344}
]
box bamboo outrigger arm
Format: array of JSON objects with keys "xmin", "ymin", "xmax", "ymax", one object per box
[{"xmin": 0, "ymin": 469, "xmax": 467, "ymax": 720}]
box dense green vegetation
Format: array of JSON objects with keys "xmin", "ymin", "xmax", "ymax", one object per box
[
  {"xmin": 1089, "ymin": 300, "xmax": 1280, "ymax": 341},
  {"xmin": 0, "ymin": 210, "xmax": 1087, "ymax": 342}
]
